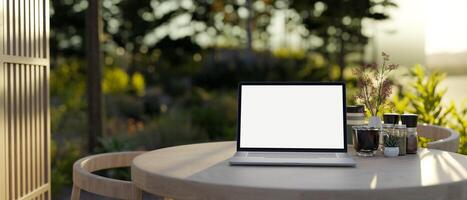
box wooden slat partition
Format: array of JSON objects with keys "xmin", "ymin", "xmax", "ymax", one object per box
[
  {"xmin": 3, "ymin": 0, "xmax": 47, "ymax": 58},
  {"xmin": 1, "ymin": 0, "xmax": 50, "ymax": 199}
]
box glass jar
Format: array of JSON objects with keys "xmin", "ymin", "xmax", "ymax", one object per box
[
  {"xmin": 394, "ymin": 124, "xmax": 407, "ymax": 156},
  {"xmin": 402, "ymin": 114, "xmax": 418, "ymax": 154},
  {"xmin": 352, "ymin": 126, "xmax": 380, "ymax": 157},
  {"xmin": 381, "ymin": 124, "xmax": 394, "ymax": 150},
  {"xmin": 406, "ymin": 128, "xmax": 418, "ymax": 154},
  {"xmin": 346, "ymin": 105, "xmax": 365, "ymax": 145}
]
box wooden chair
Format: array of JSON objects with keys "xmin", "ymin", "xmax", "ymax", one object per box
[
  {"xmin": 71, "ymin": 151, "xmax": 146, "ymax": 200},
  {"xmin": 417, "ymin": 124, "xmax": 460, "ymax": 153}
]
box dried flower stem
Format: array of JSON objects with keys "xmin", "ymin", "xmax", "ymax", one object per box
[{"xmin": 353, "ymin": 52, "xmax": 398, "ymax": 116}]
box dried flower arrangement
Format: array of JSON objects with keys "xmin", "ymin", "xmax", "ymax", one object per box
[{"xmin": 353, "ymin": 52, "xmax": 399, "ymax": 116}]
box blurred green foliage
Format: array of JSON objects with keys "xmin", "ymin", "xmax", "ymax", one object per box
[
  {"xmin": 451, "ymin": 102, "xmax": 467, "ymax": 154},
  {"xmin": 391, "ymin": 65, "xmax": 467, "ymax": 153},
  {"xmin": 51, "ymin": 140, "xmax": 81, "ymax": 196}
]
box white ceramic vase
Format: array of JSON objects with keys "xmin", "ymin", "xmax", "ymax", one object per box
[
  {"xmin": 368, "ymin": 116, "xmax": 382, "ymax": 128},
  {"xmin": 384, "ymin": 147, "xmax": 399, "ymax": 157}
]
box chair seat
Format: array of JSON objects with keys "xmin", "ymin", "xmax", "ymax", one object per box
[
  {"xmin": 417, "ymin": 124, "xmax": 460, "ymax": 153},
  {"xmin": 71, "ymin": 151, "xmax": 145, "ymax": 200}
]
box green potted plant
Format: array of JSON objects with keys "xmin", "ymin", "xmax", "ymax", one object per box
[{"xmin": 384, "ymin": 134, "xmax": 400, "ymax": 157}]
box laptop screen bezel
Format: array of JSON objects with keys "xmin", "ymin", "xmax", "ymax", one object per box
[{"xmin": 236, "ymin": 82, "xmax": 348, "ymax": 152}]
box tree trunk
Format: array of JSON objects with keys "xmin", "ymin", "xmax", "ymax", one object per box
[
  {"xmin": 246, "ymin": 0, "xmax": 253, "ymax": 52},
  {"xmin": 86, "ymin": 0, "xmax": 103, "ymax": 153},
  {"xmin": 338, "ymin": 35, "xmax": 346, "ymax": 81},
  {"xmin": 245, "ymin": 0, "xmax": 254, "ymax": 67}
]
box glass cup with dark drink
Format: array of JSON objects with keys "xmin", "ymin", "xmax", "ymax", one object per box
[{"xmin": 352, "ymin": 126, "xmax": 380, "ymax": 157}]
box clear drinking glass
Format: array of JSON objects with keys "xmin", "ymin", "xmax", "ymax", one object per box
[{"xmin": 352, "ymin": 126, "xmax": 380, "ymax": 157}]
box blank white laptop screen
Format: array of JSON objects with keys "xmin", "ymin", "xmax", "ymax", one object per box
[{"xmin": 239, "ymin": 85, "xmax": 345, "ymax": 149}]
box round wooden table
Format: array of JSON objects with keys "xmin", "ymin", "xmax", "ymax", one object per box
[{"xmin": 131, "ymin": 141, "xmax": 467, "ymax": 200}]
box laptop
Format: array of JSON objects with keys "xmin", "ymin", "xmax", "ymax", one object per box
[{"xmin": 229, "ymin": 82, "xmax": 356, "ymax": 167}]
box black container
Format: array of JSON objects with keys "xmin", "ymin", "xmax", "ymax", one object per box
[
  {"xmin": 401, "ymin": 114, "xmax": 418, "ymax": 127},
  {"xmin": 401, "ymin": 114, "xmax": 419, "ymax": 154},
  {"xmin": 346, "ymin": 105, "xmax": 365, "ymax": 144},
  {"xmin": 383, "ymin": 113, "xmax": 400, "ymax": 125},
  {"xmin": 347, "ymin": 105, "xmax": 365, "ymax": 113}
]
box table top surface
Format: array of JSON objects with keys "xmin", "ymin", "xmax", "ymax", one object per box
[{"xmin": 131, "ymin": 141, "xmax": 467, "ymax": 200}]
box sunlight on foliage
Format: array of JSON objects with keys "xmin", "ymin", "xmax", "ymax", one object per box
[
  {"xmin": 131, "ymin": 72, "xmax": 146, "ymax": 96},
  {"xmin": 402, "ymin": 65, "xmax": 455, "ymax": 125},
  {"xmin": 102, "ymin": 67, "xmax": 129, "ymax": 94},
  {"xmin": 450, "ymin": 101, "xmax": 467, "ymax": 154},
  {"xmin": 273, "ymin": 48, "xmax": 306, "ymax": 59},
  {"xmin": 391, "ymin": 65, "xmax": 467, "ymax": 154}
]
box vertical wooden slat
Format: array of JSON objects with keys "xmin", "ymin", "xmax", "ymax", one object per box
[
  {"xmin": 24, "ymin": 64, "xmax": 29, "ymax": 195},
  {"xmin": 43, "ymin": 0, "xmax": 48, "ymax": 59},
  {"xmin": 19, "ymin": 64, "xmax": 23, "ymax": 197},
  {"xmin": 11, "ymin": 0, "xmax": 15, "ymax": 55},
  {"xmin": 24, "ymin": 0, "xmax": 29, "ymax": 57},
  {"xmin": 26, "ymin": 64, "xmax": 32, "ymax": 194},
  {"xmin": 38, "ymin": 0, "xmax": 43, "ymax": 58},
  {"xmin": 21, "ymin": 0, "xmax": 26, "ymax": 56},
  {"xmin": 12, "ymin": 64, "xmax": 17, "ymax": 200},
  {"xmin": 8, "ymin": 0, "xmax": 13, "ymax": 55},
  {"xmin": 5, "ymin": 64, "xmax": 10, "ymax": 200},
  {"xmin": 31, "ymin": 65, "xmax": 37, "ymax": 197},
  {"xmin": 23, "ymin": 64, "xmax": 27, "ymax": 195},
  {"xmin": 0, "ymin": 63, "xmax": 3, "ymax": 200},
  {"xmin": 0, "ymin": 63, "xmax": 12, "ymax": 199},
  {"xmin": 2, "ymin": 0, "xmax": 5, "ymax": 53},
  {"xmin": 35, "ymin": 0, "xmax": 39, "ymax": 58},
  {"xmin": 14, "ymin": 64, "xmax": 21, "ymax": 199},
  {"xmin": 14, "ymin": 64, "xmax": 19, "ymax": 199},
  {"xmin": 21, "ymin": 0, "xmax": 29, "ymax": 57},
  {"xmin": 14, "ymin": 0, "xmax": 19, "ymax": 55},
  {"xmin": 32, "ymin": 0, "xmax": 36, "ymax": 57},
  {"xmin": 44, "ymin": 67, "xmax": 49, "ymax": 190},
  {"xmin": 34, "ymin": 65, "xmax": 39, "ymax": 189},
  {"xmin": 29, "ymin": 0, "xmax": 32, "ymax": 57},
  {"xmin": 6, "ymin": 63, "xmax": 11, "ymax": 199},
  {"xmin": 41, "ymin": 67, "xmax": 50, "ymax": 191},
  {"xmin": 0, "ymin": 1, "xmax": 2, "ymax": 53},
  {"xmin": 39, "ymin": 65, "xmax": 44, "ymax": 186},
  {"xmin": 5, "ymin": 0, "xmax": 10, "ymax": 54},
  {"xmin": 21, "ymin": 64, "xmax": 26, "ymax": 197},
  {"xmin": 42, "ymin": 65, "xmax": 47, "ymax": 186},
  {"xmin": 2, "ymin": 64, "xmax": 6, "ymax": 200},
  {"xmin": 0, "ymin": 63, "xmax": 4, "ymax": 200},
  {"xmin": 36, "ymin": 65, "xmax": 41, "ymax": 188},
  {"xmin": 18, "ymin": 0, "xmax": 23, "ymax": 56}
]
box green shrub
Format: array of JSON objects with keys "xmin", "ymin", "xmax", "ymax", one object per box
[
  {"xmin": 51, "ymin": 140, "xmax": 82, "ymax": 196},
  {"xmin": 450, "ymin": 102, "xmax": 467, "ymax": 154},
  {"xmin": 391, "ymin": 65, "xmax": 467, "ymax": 154}
]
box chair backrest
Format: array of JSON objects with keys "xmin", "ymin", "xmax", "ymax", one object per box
[
  {"xmin": 417, "ymin": 124, "xmax": 460, "ymax": 153},
  {"xmin": 72, "ymin": 151, "xmax": 145, "ymax": 199}
]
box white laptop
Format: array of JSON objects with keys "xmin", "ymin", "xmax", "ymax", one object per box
[{"xmin": 229, "ymin": 82, "xmax": 356, "ymax": 167}]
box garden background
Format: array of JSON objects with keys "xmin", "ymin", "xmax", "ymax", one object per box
[{"xmin": 49, "ymin": 0, "xmax": 466, "ymax": 198}]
